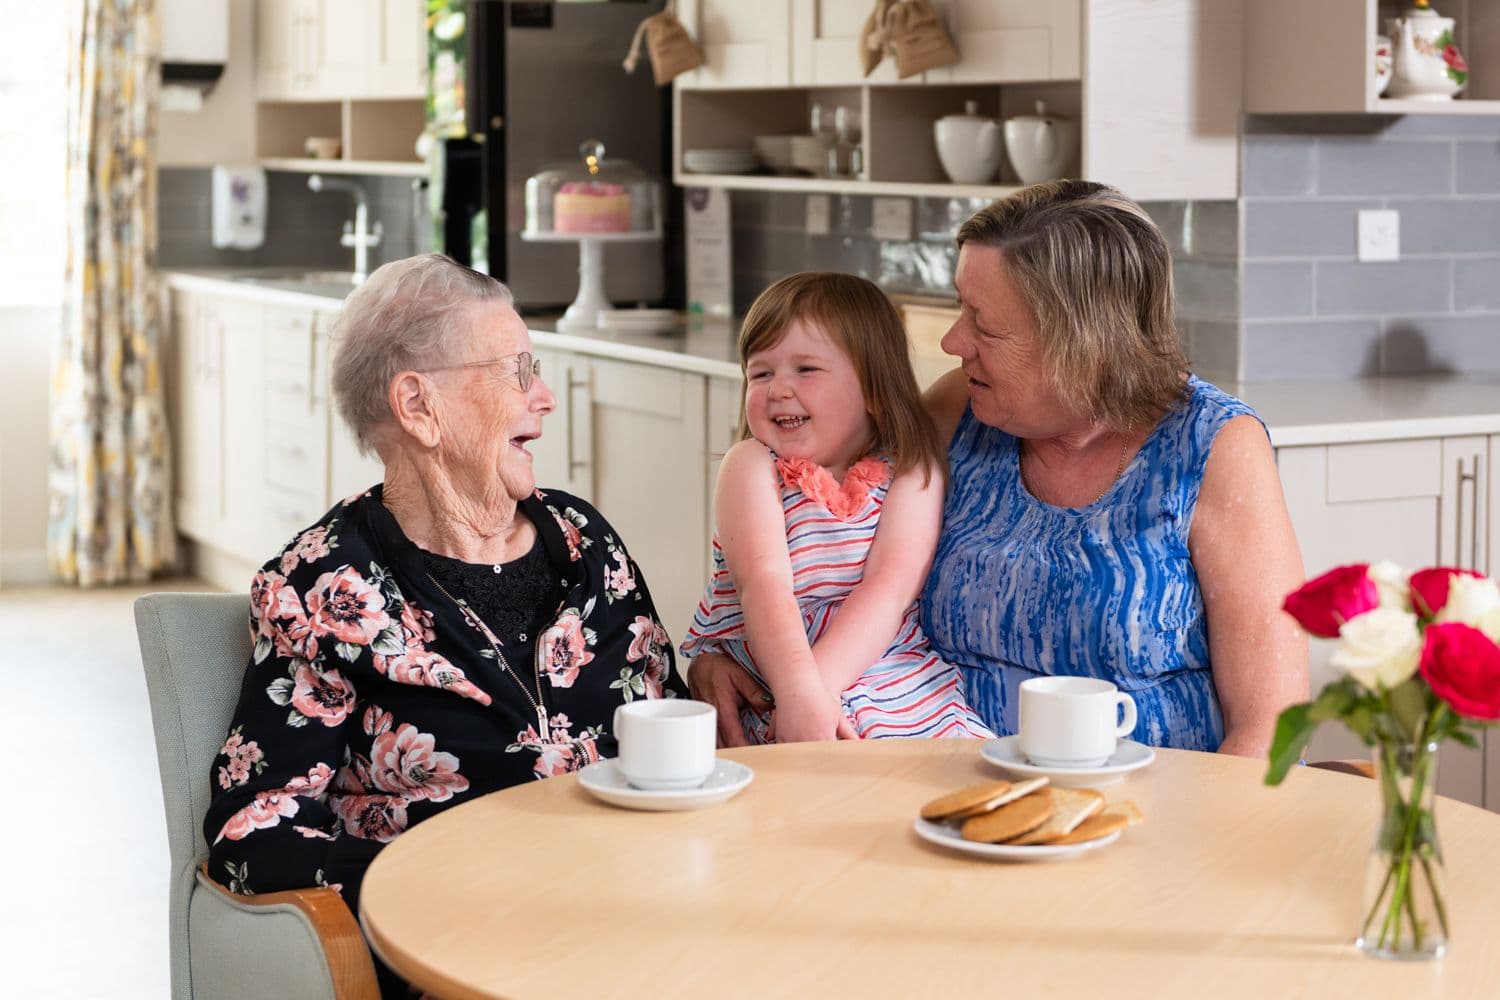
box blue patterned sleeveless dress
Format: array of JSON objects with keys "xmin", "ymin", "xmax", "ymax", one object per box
[{"xmin": 919, "ymin": 377, "xmax": 1260, "ymax": 751}]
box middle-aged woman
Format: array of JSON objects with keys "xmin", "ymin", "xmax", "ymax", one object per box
[
  {"xmin": 203, "ymin": 254, "xmax": 685, "ymax": 992},
  {"xmin": 692, "ymin": 180, "xmax": 1309, "ymax": 757}
]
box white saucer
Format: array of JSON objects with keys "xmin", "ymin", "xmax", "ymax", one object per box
[
  {"xmin": 577, "ymin": 758, "xmax": 754, "ymax": 812},
  {"xmin": 979, "ymin": 735, "xmax": 1155, "ymax": 788},
  {"xmin": 912, "ymin": 817, "xmax": 1121, "ymax": 861}
]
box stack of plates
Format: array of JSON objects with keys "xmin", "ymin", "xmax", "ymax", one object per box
[
  {"xmin": 598, "ymin": 308, "xmax": 681, "ymax": 333},
  {"xmin": 683, "ymin": 148, "xmax": 761, "ymax": 175}
]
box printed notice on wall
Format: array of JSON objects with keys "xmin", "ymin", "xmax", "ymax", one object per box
[{"xmin": 686, "ymin": 187, "xmax": 732, "ymax": 317}]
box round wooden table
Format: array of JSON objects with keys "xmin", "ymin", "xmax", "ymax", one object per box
[{"xmin": 360, "ymin": 740, "xmax": 1500, "ymax": 999}]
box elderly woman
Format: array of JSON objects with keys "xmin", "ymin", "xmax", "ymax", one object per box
[
  {"xmin": 692, "ymin": 181, "xmax": 1308, "ymax": 757},
  {"xmin": 204, "ymin": 255, "xmax": 684, "ymax": 990}
]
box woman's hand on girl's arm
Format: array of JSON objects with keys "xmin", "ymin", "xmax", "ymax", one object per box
[
  {"xmin": 1190, "ymin": 415, "xmax": 1311, "ymax": 759},
  {"xmin": 715, "ymin": 440, "xmax": 839, "ymax": 741},
  {"xmin": 687, "ymin": 651, "xmax": 768, "ymax": 748},
  {"xmin": 807, "ymin": 462, "xmax": 946, "ymax": 694}
]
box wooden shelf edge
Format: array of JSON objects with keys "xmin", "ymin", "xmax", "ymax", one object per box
[
  {"xmin": 261, "ymin": 157, "xmax": 428, "ymax": 177},
  {"xmin": 672, "ymin": 172, "xmax": 1022, "ymax": 200},
  {"xmin": 1369, "ymin": 97, "xmax": 1500, "ymax": 115}
]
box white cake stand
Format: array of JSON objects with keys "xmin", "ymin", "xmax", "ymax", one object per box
[{"xmin": 520, "ymin": 229, "xmax": 663, "ymax": 332}]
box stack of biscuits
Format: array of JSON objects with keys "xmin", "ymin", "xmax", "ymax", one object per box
[{"xmin": 919, "ymin": 777, "xmax": 1142, "ymax": 846}]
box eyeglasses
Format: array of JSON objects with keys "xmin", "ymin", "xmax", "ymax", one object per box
[{"xmin": 418, "ymin": 352, "xmax": 542, "ymax": 393}]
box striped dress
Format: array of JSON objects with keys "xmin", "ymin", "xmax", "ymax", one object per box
[
  {"xmin": 681, "ymin": 451, "xmax": 994, "ymax": 743},
  {"xmin": 919, "ymin": 376, "xmax": 1258, "ymax": 751}
]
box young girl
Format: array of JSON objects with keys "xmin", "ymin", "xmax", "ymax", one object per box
[{"xmin": 681, "ymin": 272, "xmax": 993, "ymax": 744}]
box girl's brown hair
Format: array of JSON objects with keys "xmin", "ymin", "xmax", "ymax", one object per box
[{"xmin": 737, "ymin": 272, "xmax": 947, "ymax": 486}]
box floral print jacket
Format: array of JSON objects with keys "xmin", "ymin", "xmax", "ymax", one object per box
[{"xmin": 204, "ymin": 484, "xmax": 685, "ymax": 909}]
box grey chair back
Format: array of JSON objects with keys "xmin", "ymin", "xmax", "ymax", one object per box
[{"xmin": 135, "ymin": 592, "xmax": 253, "ymax": 1000}]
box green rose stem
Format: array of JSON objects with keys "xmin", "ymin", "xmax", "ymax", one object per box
[{"xmin": 1360, "ymin": 701, "xmax": 1447, "ymax": 952}]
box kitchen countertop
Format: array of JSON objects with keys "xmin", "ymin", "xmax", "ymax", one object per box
[{"xmin": 162, "ymin": 268, "xmax": 1500, "ymax": 446}]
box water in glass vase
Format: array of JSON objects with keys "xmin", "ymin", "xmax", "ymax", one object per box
[{"xmin": 1356, "ymin": 738, "xmax": 1447, "ymax": 960}]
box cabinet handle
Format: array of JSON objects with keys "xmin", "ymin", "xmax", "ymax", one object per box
[
  {"xmin": 567, "ymin": 370, "xmax": 590, "ymax": 477},
  {"xmin": 1455, "ymin": 455, "xmax": 1479, "ymax": 570}
]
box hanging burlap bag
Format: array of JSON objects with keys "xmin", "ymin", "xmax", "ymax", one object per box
[
  {"xmin": 623, "ymin": 0, "xmax": 705, "ymax": 86},
  {"xmin": 859, "ymin": 0, "xmax": 959, "ymax": 79}
]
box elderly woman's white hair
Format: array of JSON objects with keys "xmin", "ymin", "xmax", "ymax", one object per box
[{"xmin": 330, "ymin": 253, "xmax": 514, "ymax": 456}]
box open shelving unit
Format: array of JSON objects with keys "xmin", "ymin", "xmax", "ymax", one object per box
[
  {"xmin": 256, "ymin": 98, "xmax": 427, "ymax": 177},
  {"xmin": 1247, "ymin": 0, "xmax": 1500, "ymax": 114}
]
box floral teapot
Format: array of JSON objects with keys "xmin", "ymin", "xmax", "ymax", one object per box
[{"xmin": 1387, "ymin": 0, "xmax": 1468, "ymax": 100}]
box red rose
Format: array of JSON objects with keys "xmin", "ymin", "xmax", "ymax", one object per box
[
  {"xmin": 1284, "ymin": 563, "xmax": 1379, "ymax": 638},
  {"xmin": 1443, "ymin": 44, "xmax": 1467, "ymax": 72},
  {"xmin": 1419, "ymin": 622, "xmax": 1500, "ymax": 720},
  {"xmin": 1409, "ymin": 566, "xmax": 1481, "ymax": 618}
]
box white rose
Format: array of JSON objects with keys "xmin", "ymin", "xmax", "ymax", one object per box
[
  {"xmin": 1368, "ymin": 561, "xmax": 1413, "ymax": 612},
  {"xmin": 1435, "ymin": 574, "xmax": 1500, "ymax": 629},
  {"xmin": 1330, "ymin": 606, "xmax": 1422, "ymax": 692}
]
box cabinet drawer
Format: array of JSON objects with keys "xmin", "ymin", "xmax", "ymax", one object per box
[
  {"xmin": 1325, "ymin": 439, "xmax": 1442, "ymax": 503},
  {"xmin": 263, "ymin": 484, "xmax": 328, "ymax": 548},
  {"xmin": 264, "ymin": 423, "xmax": 327, "ymax": 496},
  {"xmin": 264, "ymin": 307, "xmax": 317, "ymax": 365}
]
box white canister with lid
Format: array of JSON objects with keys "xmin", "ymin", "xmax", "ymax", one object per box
[
  {"xmin": 932, "ymin": 100, "xmax": 1003, "ymax": 185},
  {"xmin": 1003, "ymin": 101, "xmax": 1080, "ymax": 186}
]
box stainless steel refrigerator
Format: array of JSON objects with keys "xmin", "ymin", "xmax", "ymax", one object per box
[{"xmin": 430, "ymin": 0, "xmax": 672, "ymax": 311}]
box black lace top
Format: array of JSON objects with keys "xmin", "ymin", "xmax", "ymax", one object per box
[{"xmin": 418, "ymin": 533, "xmax": 565, "ymax": 652}]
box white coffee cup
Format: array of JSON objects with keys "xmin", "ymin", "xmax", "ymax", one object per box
[
  {"xmin": 1017, "ymin": 676, "xmax": 1137, "ymax": 769},
  {"xmin": 613, "ymin": 699, "xmax": 717, "ymax": 790}
]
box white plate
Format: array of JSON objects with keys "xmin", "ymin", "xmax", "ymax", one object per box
[
  {"xmin": 577, "ymin": 758, "xmax": 754, "ymax": 812},
  {"xmin": 598, "ymin": 308, "xmax": 681, "ymax": 332},
  {"xmin": 979, "ymin": 735, "xmax": 1156, "ymax": 788},
  {"xmin": 912, "ymin": 817, "xmax": 1121, "ymax": 861}
]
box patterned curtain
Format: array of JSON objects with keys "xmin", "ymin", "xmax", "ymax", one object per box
[{"xmin": 51, "ymin": 0, "xmax": 175, "ymax": 585}]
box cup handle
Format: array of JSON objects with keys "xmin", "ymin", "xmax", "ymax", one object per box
[{"xmin": 1114, "ymin": 693, "xmax": 1137, "ymax": 739}]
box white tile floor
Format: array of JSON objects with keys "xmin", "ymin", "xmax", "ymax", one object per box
[{"xmin": 1, "ymin": 577, "xmax": 219, "ymax": 999}]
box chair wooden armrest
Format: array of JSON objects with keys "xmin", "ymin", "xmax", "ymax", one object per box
[
  {"xmin": 198, "ymin": 863, "xmax": 380, "ymax": 1000},
  {"xmin": 1307, "ymin": 759, "xmax": 1376, "ymax": 779}
]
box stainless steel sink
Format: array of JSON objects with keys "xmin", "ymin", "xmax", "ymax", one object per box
[{"xmin": 227, "ymin": 270, "xmax": 361, "ymax": 299}]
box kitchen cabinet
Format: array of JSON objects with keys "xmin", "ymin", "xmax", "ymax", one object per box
[
  {"xmin": 675, "ymin": 0, "xmax": 794, "ymax": 89},
  {"xmin": 1247, "ymin": 0, "xmax": 1500, "ymax": 114},
  {"xmin": 168, "ymin": 291, "xmax": 226, "ymax": 542},
  {"xmin": 254, "ymin": 0, "xmax": 427, "ymax": 174},
  {"xmin": 1277, "ymin": 435, "xmax": 1494, "ymax": 809},
  {"xmin": 674, "ymin": 0, "xmax": 1239, "ymax": 200}
]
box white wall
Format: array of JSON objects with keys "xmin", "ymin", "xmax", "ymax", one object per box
[
  {"xmin": 0, "ymin": 1, "xmax": 66, "ymax": 584},
  {"xmin": 159, "ymin": 0, "xmax": 257, "ymax": 166}
]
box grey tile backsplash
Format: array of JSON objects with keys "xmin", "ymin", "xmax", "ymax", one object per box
[
  {"xmin": 1240, "ymin": 113, "xmax": 1500, "ymax": 379},
  {"xmin": 158, "ymin": 167, "xmax": 430, "ymax": 272}
]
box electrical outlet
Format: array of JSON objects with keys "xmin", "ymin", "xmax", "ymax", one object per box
[
  {"xmin": 1357, "ymin": 209, "xmax": 1400, "ymax": 263},
  {"xmin": 871, "ymin": 197, "xmax": 914, "ymax": 241},
  {"xmin": 805, "ymin": 194, "xmax": 831, "ymax": 236}
]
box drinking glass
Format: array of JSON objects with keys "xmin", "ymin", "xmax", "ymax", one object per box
[{"xmin": 835, "ymin": 106, "xmax": 863, "ymax": 179}]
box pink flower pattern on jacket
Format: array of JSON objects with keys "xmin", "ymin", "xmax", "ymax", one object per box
[
  {"xmin": 305, "ymin": 566, "xmax": 392, "ymax": 645},
  {"xmin": 539, "ymin": 610, "xmax": 595, "ymax": 688},
  {"xmin": 217, "ymin": 728, "xmax": 265, "ymax": 790},
  {"xmin": 627, "ymin": 616, "xmax": 671, "ymax": 699},
  {"xmin": 368, "ymin": 722, "xmax": 470, "ymax": 803},
  {"xmin": 288, "ymin": 662, "xmax": 356, "ymax": 726},
  {"xmin": 215, "ymin": 762, "xmax": 334, "ymax": 843},
  {"xmin": 776, "ymin": 455, "xmax": 889, "ymax": 521}
]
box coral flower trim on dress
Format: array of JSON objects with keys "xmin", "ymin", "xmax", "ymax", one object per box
[{"xmin": 775, "ymin": 455, "xmax": 889, "ymax": 521}]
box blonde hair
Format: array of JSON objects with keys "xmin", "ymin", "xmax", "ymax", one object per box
[
  {"xmin": 956, "ymin": 180, "xmax": 1188, "ymax": 430},
  {"xmin": 737, "ymin": 272, "xmax": 946, "ymax": 486}
]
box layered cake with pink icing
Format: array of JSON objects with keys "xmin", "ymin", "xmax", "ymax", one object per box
[{"xmin": 553, "ymin": 181, "xmax": 632, "ymax": 233}]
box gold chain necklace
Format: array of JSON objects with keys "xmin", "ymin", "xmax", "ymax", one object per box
[
  {"xmin": 1018, "ymin": 436, "xmax": 1131, "ymax": 506},
  {"xmin": 426, "ymin": 573, "xmax": 551, "ymax": 742}
]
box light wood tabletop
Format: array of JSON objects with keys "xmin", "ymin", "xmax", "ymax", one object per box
[{"xmin": 359, "ymin": 739, "xmax": 1500, "ymax": 999}]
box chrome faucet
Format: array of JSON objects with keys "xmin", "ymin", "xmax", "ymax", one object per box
[{"xmin": 307, "ymin": 174, "xmax": 383, "ymax": 283}]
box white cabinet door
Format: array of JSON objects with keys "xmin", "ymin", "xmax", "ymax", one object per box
[
  {"xmin": 219, "ymin": 300, "xmax": 272, "ymax": 565},
  {"xmin": 1081, "ymin": 0, "xmax": 1241, "ymax": 200},
  {"xmin": 676, "ymin": 0, "xmax": 792, "ymax": 89},
  {"xmin": 704, "ymin": 375, "xmax": 743, "ymax": 581},
  {"xmin": 259, "ymin": 305, "xmax": 335, "ymax": 553},
  {"xmin": 255, "ymin": 0, "xmax": 300, "ymax": 100},
  {"xmin": 1438, "ymin": 436, "xmax": 1488, "ymax": 574},
  {"xmin": 169, "ymin": 291, "xmax": 224, "ymax": 540},
  {"xmin": 792, "ymin": 0, "xmax": 905, "ymax": 85},
  {"xmin": 366, "ymin": 0, "xmax": 426, "ymax": 98},
  {"xmin": 926, "ymin": 0, "xmax": 1081, "ymax": 83},
  {"xmin": 530, "ymin": 345, "xmax": 590, "ymax": 499},
  {"xmin": 1278, "ymin": 438, "xmax": 1487, "ymax": 809},
  {"xmin": 305, "ymin": 0, "xmax": 369, "ymax": 99},
  {"xmin": 581, "ymin": 357, "xmax": 709, "ymax": 648}
]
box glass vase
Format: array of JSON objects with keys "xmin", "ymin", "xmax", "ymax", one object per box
[{"xmin": 1356, "ymin": 738, "xmax": 1447, "ymax": 960}]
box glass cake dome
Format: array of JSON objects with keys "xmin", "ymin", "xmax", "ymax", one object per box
[{"xmin": 524, "ymin": 139, "xmax": 662, "ymax": 236}]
